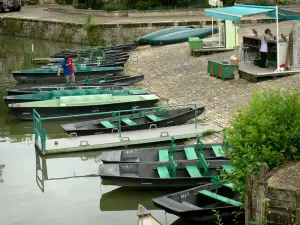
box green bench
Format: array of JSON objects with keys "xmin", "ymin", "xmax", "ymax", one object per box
[
  {"xmin": 99, "ymin": 120, "xmax": 115, "ymax": 128},
  {"xmin": 184, "ymin": 135, "xmax": 203, "ymax": 160},
  {"xmin": 121, "ymin": 117, "xmax": 137, "ymax": 126},
  {"xmin": 185, "ymin": 151, "xmax": 209, "ymax": 178},
  {"xmin": 146, "ymin": 114, "xmax": 161, "ymax": 122},
  {"xmin": 157, "ymin": 155, "xmax": 177, "ymax": 178},
  {"xmin": 158, "ymin": 149, "xmax": 169, "ymax": 162},
  {"xmin": 212, "ymin": 145, "xmax": 225, "ymax": 157},
  {"xmin": 198, "ymin": 190, "xmax": 242, "ymax": 207},
  {"xmin": 222, "ymin": 165, "xmax": 233, "ymax": 174}
]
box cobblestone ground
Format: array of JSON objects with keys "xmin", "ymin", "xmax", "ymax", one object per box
[{"xmin": 127, "ymin": 21, "xmax": 300, "ymax": 128}]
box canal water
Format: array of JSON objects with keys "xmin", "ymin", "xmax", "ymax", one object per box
[{"xmin": 0, "ymin": 35, "xmax": 234, "ymax": 225}]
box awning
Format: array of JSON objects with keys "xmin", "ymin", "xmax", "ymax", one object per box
[
  {"xmin": 267, "ymin": 8, "xmax": 300, "ymax": 20},
  {"xmin": 205, "ymin": 4, "xmax": 276, "ymax": 22}
]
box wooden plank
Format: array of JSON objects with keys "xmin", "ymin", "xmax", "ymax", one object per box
[{"xmin": 199, "ymin": 190, "xmax": 242, "ymax": 206}]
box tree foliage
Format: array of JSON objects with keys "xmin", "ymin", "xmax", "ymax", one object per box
[{"xmin": 223, "ymin": 88, "xmax": 300, "ymax": 200}]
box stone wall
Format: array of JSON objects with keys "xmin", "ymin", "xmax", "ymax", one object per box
[{"xmin": 0, "ymin": 17, "xmax": 280, "ymax": 44}]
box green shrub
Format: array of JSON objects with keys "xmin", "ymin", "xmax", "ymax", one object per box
[
  {"xmin": 135, "ymin": 0, "xmax": 150, "ymax": 10},
  {"xmin": 103, "ymin": 3, "xmax": 128, "ymax": 11},
  {"xmin": 56, "ymin": 0, "xmax": 73, "ymax": 4},
  {"xmin": 27, "ymin": 0, "xmax": 38, "ymax": 5},
  {"xmin": 74, "ymin": 3, "xmax": 89, "ymax": 9},
  {"xmin": 223, "ymin": 88, "xmax": 300, "ymax": 200},
  {"xmin": 125, "ymin": 0, "xmax": 138, "ymax": 8}
]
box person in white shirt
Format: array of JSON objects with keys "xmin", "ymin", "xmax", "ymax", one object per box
[{"xmin": 259, "ymin": 29, "xmax": 272, "ymax": 68}]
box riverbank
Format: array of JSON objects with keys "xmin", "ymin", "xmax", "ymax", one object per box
[
  {"xmin": 126, "ymin": 20, "xmax": 300, "ymax": 128},
  {"xmin": 0, "ymin": 5, "xmax": 280, "ymax": 44}
]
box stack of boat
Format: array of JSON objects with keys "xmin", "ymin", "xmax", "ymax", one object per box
[
  {"xmin": 98, "ymin": 135, "xmax": 243, "ymax": 222},
  {"xmin": 14, "ymin": 44, "xmax": 137, "ymax": 83}
]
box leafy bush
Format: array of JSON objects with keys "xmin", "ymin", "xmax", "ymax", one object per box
[
  {"xmin": 135, "ymin": 0, "xmax": 150, "ymax": 10},
  {"xmin": 223, "ymin": 0, "xmax": 235, "ymax": 6},
  {"xmin": 74, "ymin": 3, "xmax": 89, "ymax": 9},
  {"xmin": 223, "ymin": 88, "xmax": 300, "ymax": 200},
  {"xmin": 56, "ymin": 0, "xmax": 73, "ymax": 4},
  {"xmin": 103, "ymin": 3, "xmax": 128, "ymax": 11},
  {"xmin": 26, "ymin": 0, "xmax": 38, "ymax": 5},
  {"xmin": 177, "ymin": 0, "xmax": 192, "ymax": 7}
]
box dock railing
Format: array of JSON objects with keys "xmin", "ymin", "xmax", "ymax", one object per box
[{"xmin": 33, "ymin": 104, "xmax": 199, "ymax": 153}]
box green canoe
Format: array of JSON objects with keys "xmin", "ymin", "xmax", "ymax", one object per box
[
  {"xmin": 149, "ymin": 28, "xmax": 218, "ymax": 46},
  {"xmin": 137, "ymin": 26, "xmax": 194, "ymax": 44},
  {"xmin": 4, "ymin": 88, "xmax": 147, "ymax": 106}
]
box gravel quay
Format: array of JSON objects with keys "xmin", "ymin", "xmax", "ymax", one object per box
[{"xmin": 126, "ymin": 21, "xmax": 300, "ymax": 128}]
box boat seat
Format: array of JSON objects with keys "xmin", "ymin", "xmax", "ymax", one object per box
[
  {"xmin": 99, "ymin": 120, "xmax": 115, "ymax": 128},
  {"xmin": 181, "ymin": 201, "xmax": 202, "ymax": 209},
  {"xmin": 198, "ymin": 190, "xmax": 242, "ymax": 207},
  {"xmin": 184, "ymin": 147, "xmax": 198, "ymax": 160},
  {"xmin": 157, "ymin": 166, "xmax": 171, "ymax": 178},
  {"xmin": 121, "ymin": 118, "xmax": 137, "ymax": 126},
  {"xmin": 185, "ymin": 166, "xmax": 202, "ymax": 177},
  {"xmin": 222, "ymin": 165, "xmax": 233, "ymax": 174},
  {"xmin": 158, "ymin": 149, "xmax": 169, "ymax": 162},
  {"xmin": 212, "ymin": 145, "xmax": 225, "ymax": 157},
  {"xmin": 146, "ymin": 114, "xmax": 161, "ymax": 122},
  {"xmin": 223, "ymin": 183, "xmax": 234, "ymax": 189}
]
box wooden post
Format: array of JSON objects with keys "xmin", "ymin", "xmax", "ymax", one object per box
[{"xmin": 245, "ymin": 163, "xmax": 269, "ymax": 225}]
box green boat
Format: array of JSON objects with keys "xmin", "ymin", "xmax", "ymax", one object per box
[
  {"xmin": 12, "ymin": 66, "xmax": 124, "ymax": 83},
  {"xmin": 137, "ymin": 26, "xmax": 194, "ymax": 44},
  {"xmin": 149, "ymin": 28, "xmax": 218, "ymax": 46},
  {"xmin": 8, "ymin": 94, "xmax": 160, "ymax": 120},
  {"xmin": 3, "ymin": 88, "xmax": 147, "ymax": 106}
]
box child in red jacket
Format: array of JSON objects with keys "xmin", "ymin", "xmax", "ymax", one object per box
[{"xmin": 68, "ymin": 58, "xmax": 76, "ymax": 84}]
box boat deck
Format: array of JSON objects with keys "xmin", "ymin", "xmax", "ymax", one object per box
[
  {"xmin": 35, "ymin": 123, "xmax": 222, "ymax": 155},
  {"xmin": 239, "ymin": 63, "xmax": 299, "ymax": 82}
]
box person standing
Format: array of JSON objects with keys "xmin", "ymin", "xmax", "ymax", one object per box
[
  {"xmin": 68, "ymin": 57, "xmax": 76, "ymax": 84},
  {"xmin": 259, "ymin": 29, "xmax": 272, "ymax": 68},
  {"xmin": 57, "ymin": 56, "xmax": 72, "ymax": 83}
]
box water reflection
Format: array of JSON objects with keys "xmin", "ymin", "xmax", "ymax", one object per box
[
  {"xmin": 35, "ymin": 148, "xmax": 101, "ymax": 193},
  {"xmin": 0, "ymin": 35, "xmax": 85, "ymax": 140},
  {"xmin": 0, "ymin": 164, "xmax": 5, "ymax": 183}
]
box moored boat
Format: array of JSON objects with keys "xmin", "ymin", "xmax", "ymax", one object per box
[
  {"xmin": 3, "ymin": 88, "xmax": 147, "ymax": 106},
  {"xmin": 100, "ymin": 135, "xmax": 227, "ymax": 163},
  {"xmin": 8, "ymin": 94, "xmax": 159, "ymax": 120},
  {"xmin": 6, "ymin": 85, "xmax": 130, "ymax": 96},
  {"xmin": 12, "ymin": 66, "xmax": 124, "ymax": 83},
  {"xmin": 137, "ymin": 26, "xmax": 194, "ymax": 44},
  {"xmin": 137, "ymin": 204, "xmax": 162, "ymax": 225},
  {"xmin": 149, "ymin": 28, "xmax": 218, "ymax": 46},
  {"xmin": 98, "ymin": 154, "xmax": 230, "ymax": 189},
  {"xmin": 152, "ymin": 179, "xmax": 243, "ymax": 221},
  {"xmin": 61, "ymin": 106, "xmax": 205, "ymax": 136}
]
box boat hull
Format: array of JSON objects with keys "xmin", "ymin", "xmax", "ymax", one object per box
[
  {"xmin": 12, "ymin": 68, "xmax": 124, "ymax": 83},
  {"xmin": 9, "ymin": 98, "xmax": 159, "ymax": 120},
  {"xmin": 152, "ymin": 183, "xmax": 243, "ymax": 221},
  {"xmin": 100, "ymin": 143, "xmax": 226, "ymax": 164},
  {"xmin": 6, "ymin": 85, "xmax": 130, "ymax": 96},
  {"xmin": 98, "ymin": 160, "xmax": 230, "ymax": 189},
  {"xmin": 61, "ymin": 106, "xmax": 205, "ymax": 136}
]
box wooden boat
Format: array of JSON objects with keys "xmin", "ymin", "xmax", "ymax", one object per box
[
  {"xmin": 41, "ymin": 61, "xmax": 126, "ymax": 69},
  {"xmin": 98, "ymin": 154, "xmax": 231, "ymax": 189},
  {"xmin": 100, "ymin": 135, "xmax": 227, "ymax": 163},
  {"xmin": 12, "ymin": 66, "xmax": 124, "ymax": 83},
  {"xmin": 149, "ymin": 28, "xmax": 218, "ymax": 46},
  {"xmin": 137, "ymin": 26, "xmax": 194, "ymax": 44},
  {"xmin": 81, "ymin": 74, "xmax": 144, "ymax": 86},
  {"xmin": 8, "ymin": 94, "xmax": 159, "ymax": 120},
  {"xmin": 137, "ymin": 204, "xmax": 162, "ymax": 225},
  {"xmin": 152, "ymin": 179, "xmax": 243, "ymax": 221},
  {"xmin": 3, "ymin": 88, "xmax": 147, "ymax": 105},
  {"xmin": 61, "ymin": 106, "xmax": 205, "ymax": 136},
  {"xmin": 6, "ymin": 85, "xmax": 130, "ymax": 96}
]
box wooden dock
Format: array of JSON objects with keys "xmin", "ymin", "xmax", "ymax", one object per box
[
  {"xmin": 35, "ymin": 123, "xmax": 223, "ymax": 155},
  {"xmin": 239, "ymin": 63, "xmax": 299, "ymax": 82}
]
